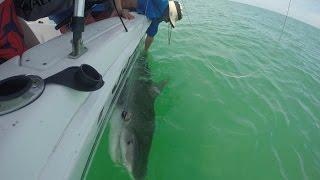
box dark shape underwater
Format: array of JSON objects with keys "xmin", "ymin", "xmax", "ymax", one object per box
[{"xmin": 108, "ymin": 54, "xmax": 167, "ymax": 180}]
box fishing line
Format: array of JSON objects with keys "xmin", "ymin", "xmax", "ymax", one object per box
[
  {"xmin": 206, "ymin": 61, "xmax": 258, "ymax": 79},
  {"xmin": 168, "ymin": 24, "xmax": 173, "ymax": 44},
  {"xmin": 180, "ymin": 0, "xmax": 195, "ymax": 28},
  {"xmin": 279, "ymin": 0, "xmax": 292, "ymax": 41}
]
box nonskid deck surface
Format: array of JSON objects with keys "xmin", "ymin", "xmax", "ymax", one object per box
[{"xmin": 0, "ymin": 14, "xmax": 149, "ymax": 180}]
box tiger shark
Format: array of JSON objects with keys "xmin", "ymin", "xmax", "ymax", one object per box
[{"xmin": 108, "ymin": 55, "xmax": 167, "ymax": 180}]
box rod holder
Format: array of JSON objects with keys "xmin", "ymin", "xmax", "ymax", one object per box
[{"xmin": 69, "ymin": 0, "xmax": 88, "ymax": 59}]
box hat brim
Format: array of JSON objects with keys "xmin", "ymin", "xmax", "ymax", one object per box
[{"xmin": 169, "ymin": 1, "xmax": 178, "ymax": 28}]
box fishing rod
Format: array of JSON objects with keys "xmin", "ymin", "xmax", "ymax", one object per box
[{"xmin": 112, "ymin": 0, "xmax": 128, "ymax": 32}]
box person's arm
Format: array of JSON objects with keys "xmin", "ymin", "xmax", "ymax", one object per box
[
  {"xmin": 114, "ymin": 0, "xmax": 134, "ymax": 19},
  {"xmin": 144, "ymin": 35, "xmax": 154, "ymax": 51}
]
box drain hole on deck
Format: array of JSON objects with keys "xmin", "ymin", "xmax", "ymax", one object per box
[{"xmin": 0, "ymin": 75, "xmax": 32, "ymax": 101}]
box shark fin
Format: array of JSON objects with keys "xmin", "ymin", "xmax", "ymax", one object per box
[{"xmin": 150, "ymin": 80, "xmax": 168, "ymax": 97}]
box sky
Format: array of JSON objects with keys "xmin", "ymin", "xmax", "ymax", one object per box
[{"xmin": 231, "ymin": 0, "xmax": 320, "ymax": 28}]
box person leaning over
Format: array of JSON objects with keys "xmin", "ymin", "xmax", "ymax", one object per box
[{"xmin": 117, "ymin": 0, "xmax": 183, "ymax": 51}]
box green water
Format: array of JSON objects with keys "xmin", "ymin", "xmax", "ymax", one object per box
[{"xmin": 86, "ymin": 0, "xmax": 320, "ymax": 179}]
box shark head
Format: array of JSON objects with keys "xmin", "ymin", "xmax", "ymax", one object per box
[
  {"xmin": 120, "ymin": 122, "xmax": 152, "ymax": 180},
  {"xmin": 120, "ymin": 128, "xmax": 138, "ymax": 174},
  {"xmin": 109, "ymin": 56, "xmax": 168, "ymax": 179}
]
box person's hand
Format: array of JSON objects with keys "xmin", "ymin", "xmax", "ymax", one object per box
[{"xmin": 120, "ymin": 9, "xmax": 134, "ymax": 20}]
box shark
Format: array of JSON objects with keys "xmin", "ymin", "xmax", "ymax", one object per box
[{"xmin": 108, "ymin": 55, "xmax": 167, "ymax": 180}]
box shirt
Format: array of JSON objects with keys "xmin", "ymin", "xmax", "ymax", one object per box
[{"xmin": 136, "ymin": 0, "xmax": 168, "ymax": 37}]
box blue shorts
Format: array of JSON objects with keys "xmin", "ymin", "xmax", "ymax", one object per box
[{"xmin": 146, "ymin": 20, "xmax": 160, "ymax": 37}]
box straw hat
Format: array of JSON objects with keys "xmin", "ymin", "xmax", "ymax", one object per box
[{"xmin": 168, "ymin": 0, "xmax": 182, "ymax": 28}]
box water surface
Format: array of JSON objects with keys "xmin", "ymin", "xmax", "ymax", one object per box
[{"xmin": 87, "ymin": 0, "xmax": 320, "ymax": 179}]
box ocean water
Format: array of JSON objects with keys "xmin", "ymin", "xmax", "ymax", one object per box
[{"xmin": 86, "ymin": 0, "xmax": 320, "ymax": 179}]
